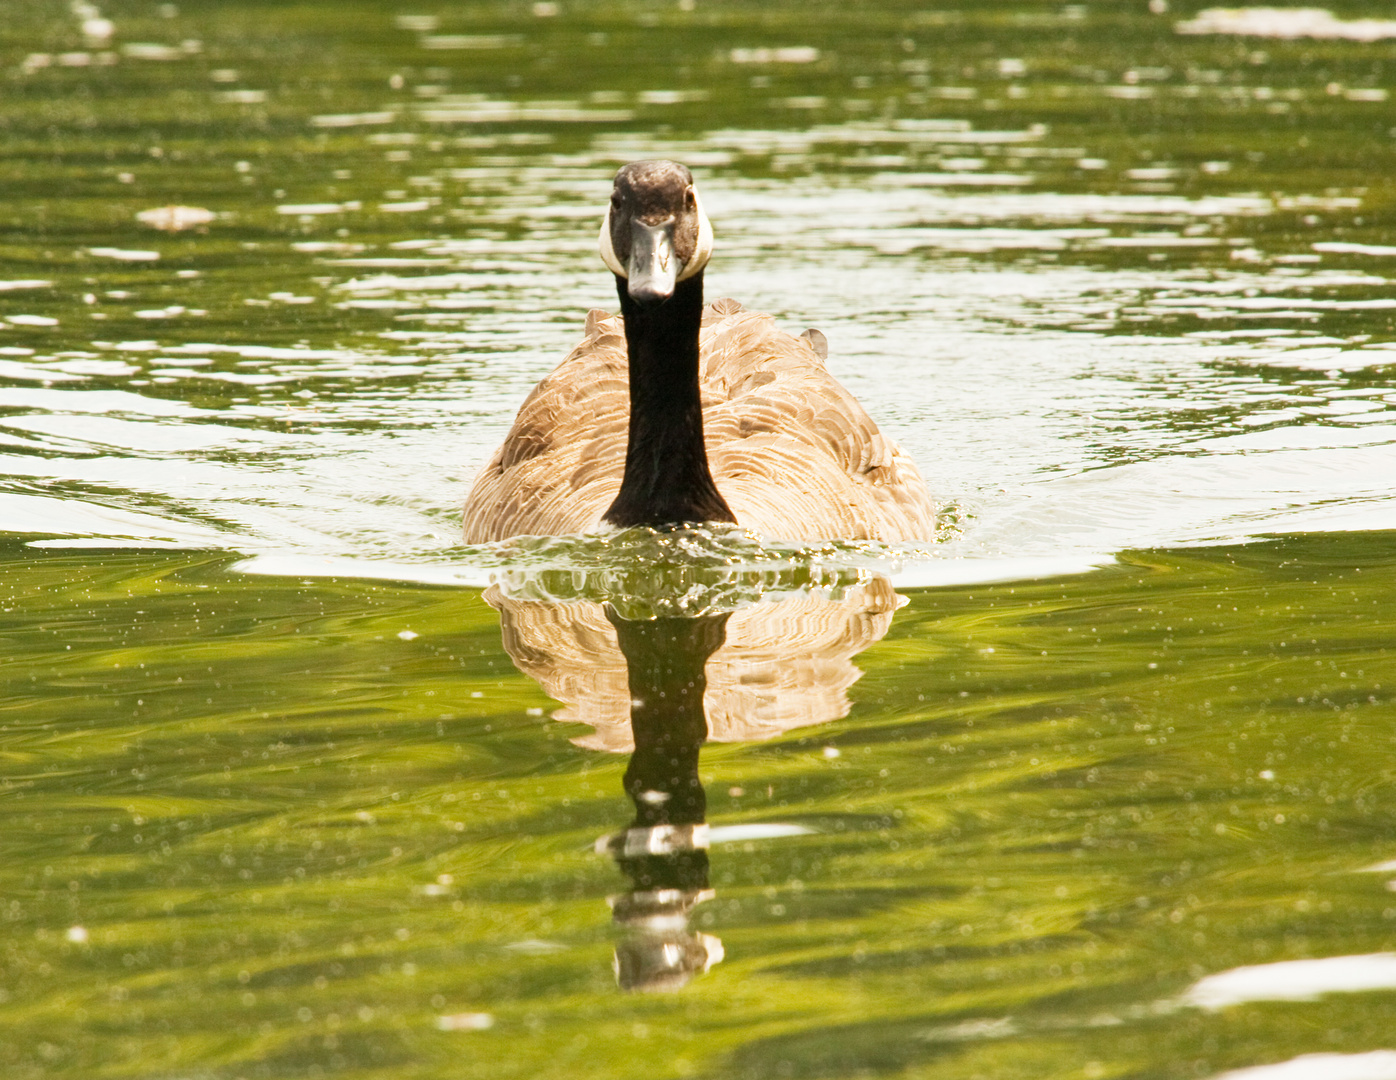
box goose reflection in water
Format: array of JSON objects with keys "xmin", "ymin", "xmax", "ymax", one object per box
[{"xmin": 485, "ymin": 570, "xmax": 905, "ymax": 991}]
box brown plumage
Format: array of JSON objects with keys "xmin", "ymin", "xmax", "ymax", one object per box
[
  {"xmin": 485, "ymin": 576, "xmax": 905, "ymax": 752},
  {"xmin": 462, "ymin": 298, "xmax": 937, "ymax": 542}
]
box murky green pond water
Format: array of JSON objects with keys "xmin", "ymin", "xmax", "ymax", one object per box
[{"xmin": 5, "ymin": 1, "xmax": 1396, "ymax": 1077}]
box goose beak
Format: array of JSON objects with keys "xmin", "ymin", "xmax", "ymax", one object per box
[{"xmin": 627, "ymin": 218, "xmax": 678, "ymax": 304}]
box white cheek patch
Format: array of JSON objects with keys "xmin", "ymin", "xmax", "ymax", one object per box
[
  {"xmin": 599, "ymin": 188, "xmax": 714, "ymax": 280},
  {"xmin": 598, "ymin": 205, "xmax": 626, "ymax": 277},
  {"xmin": 677, "ymin": 188, "xmax": 713, "ymax": 281}
]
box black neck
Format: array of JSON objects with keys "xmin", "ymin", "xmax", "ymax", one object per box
[{"xmin": 602, "ymin": 273, "xmax": 736, "ymax": 529}]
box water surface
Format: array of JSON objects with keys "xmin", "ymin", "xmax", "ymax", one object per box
[{"xmin": 3, "ymin": 2, "xmax": 1396, "ymax": 1077}]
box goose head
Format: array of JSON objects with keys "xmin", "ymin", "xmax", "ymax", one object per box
[{"xmin": 599, "ymin": 160, "xmax": 713, "ymax": 305}]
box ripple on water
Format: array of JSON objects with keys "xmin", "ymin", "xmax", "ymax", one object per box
[{"xmin": 6, "ymin": 1, "xmax": 1396, "ymax": 1073}]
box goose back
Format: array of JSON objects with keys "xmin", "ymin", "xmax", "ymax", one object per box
[{"xmin": 462, "ymin": 299, "xmax": 937, "ymax": 543}]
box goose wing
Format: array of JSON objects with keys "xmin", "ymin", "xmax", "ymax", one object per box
[
  {"xmin": 698, "ymin": 300, "xmax": 938, "ymax": 542},
  {"xmin": 462, "ymin": 309, "xmax": 629, "ymax": 543}
]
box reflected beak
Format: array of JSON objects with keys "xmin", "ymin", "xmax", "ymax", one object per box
[{"xmin": 626, "ymin": 218, "xmax": 678, "ymax": 304}]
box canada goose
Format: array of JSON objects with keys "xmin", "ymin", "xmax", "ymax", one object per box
[{"xmin": 462, "ymin": 159, "xmax": 937, "ymax": 543}]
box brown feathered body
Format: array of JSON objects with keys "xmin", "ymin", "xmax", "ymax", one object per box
[{"xmin": 462, "ymin": 298, "xmax": 937, "ymax": 543}]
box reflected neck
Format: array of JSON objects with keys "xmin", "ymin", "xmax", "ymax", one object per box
[
  {"xmin": 609, "ymin": 610, "xmax": 729, "ymax": 894},
  {"xmin": 612, "ymin": 611, "xmax": 728, "ymax": 830},
  {"xmin": 603, "ymin": 273, "xmax": 736, "ymax": 530}
]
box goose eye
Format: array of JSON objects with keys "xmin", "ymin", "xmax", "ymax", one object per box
[
  {"xmin": 684, "ymin": 188, "xmax": 697, "ymax": 209},
  {"xmin": 610, "ymin": 191, "xmax": 622, "ymax": 209}
]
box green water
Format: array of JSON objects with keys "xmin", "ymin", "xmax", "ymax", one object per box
[
  {"xmin": 5, "ymin": 1, "xmax": 1396, "ymax": 1077},
  {"xmin": 5, "ymin": 536, "xmax": 1396, "ymax": 1077}
]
